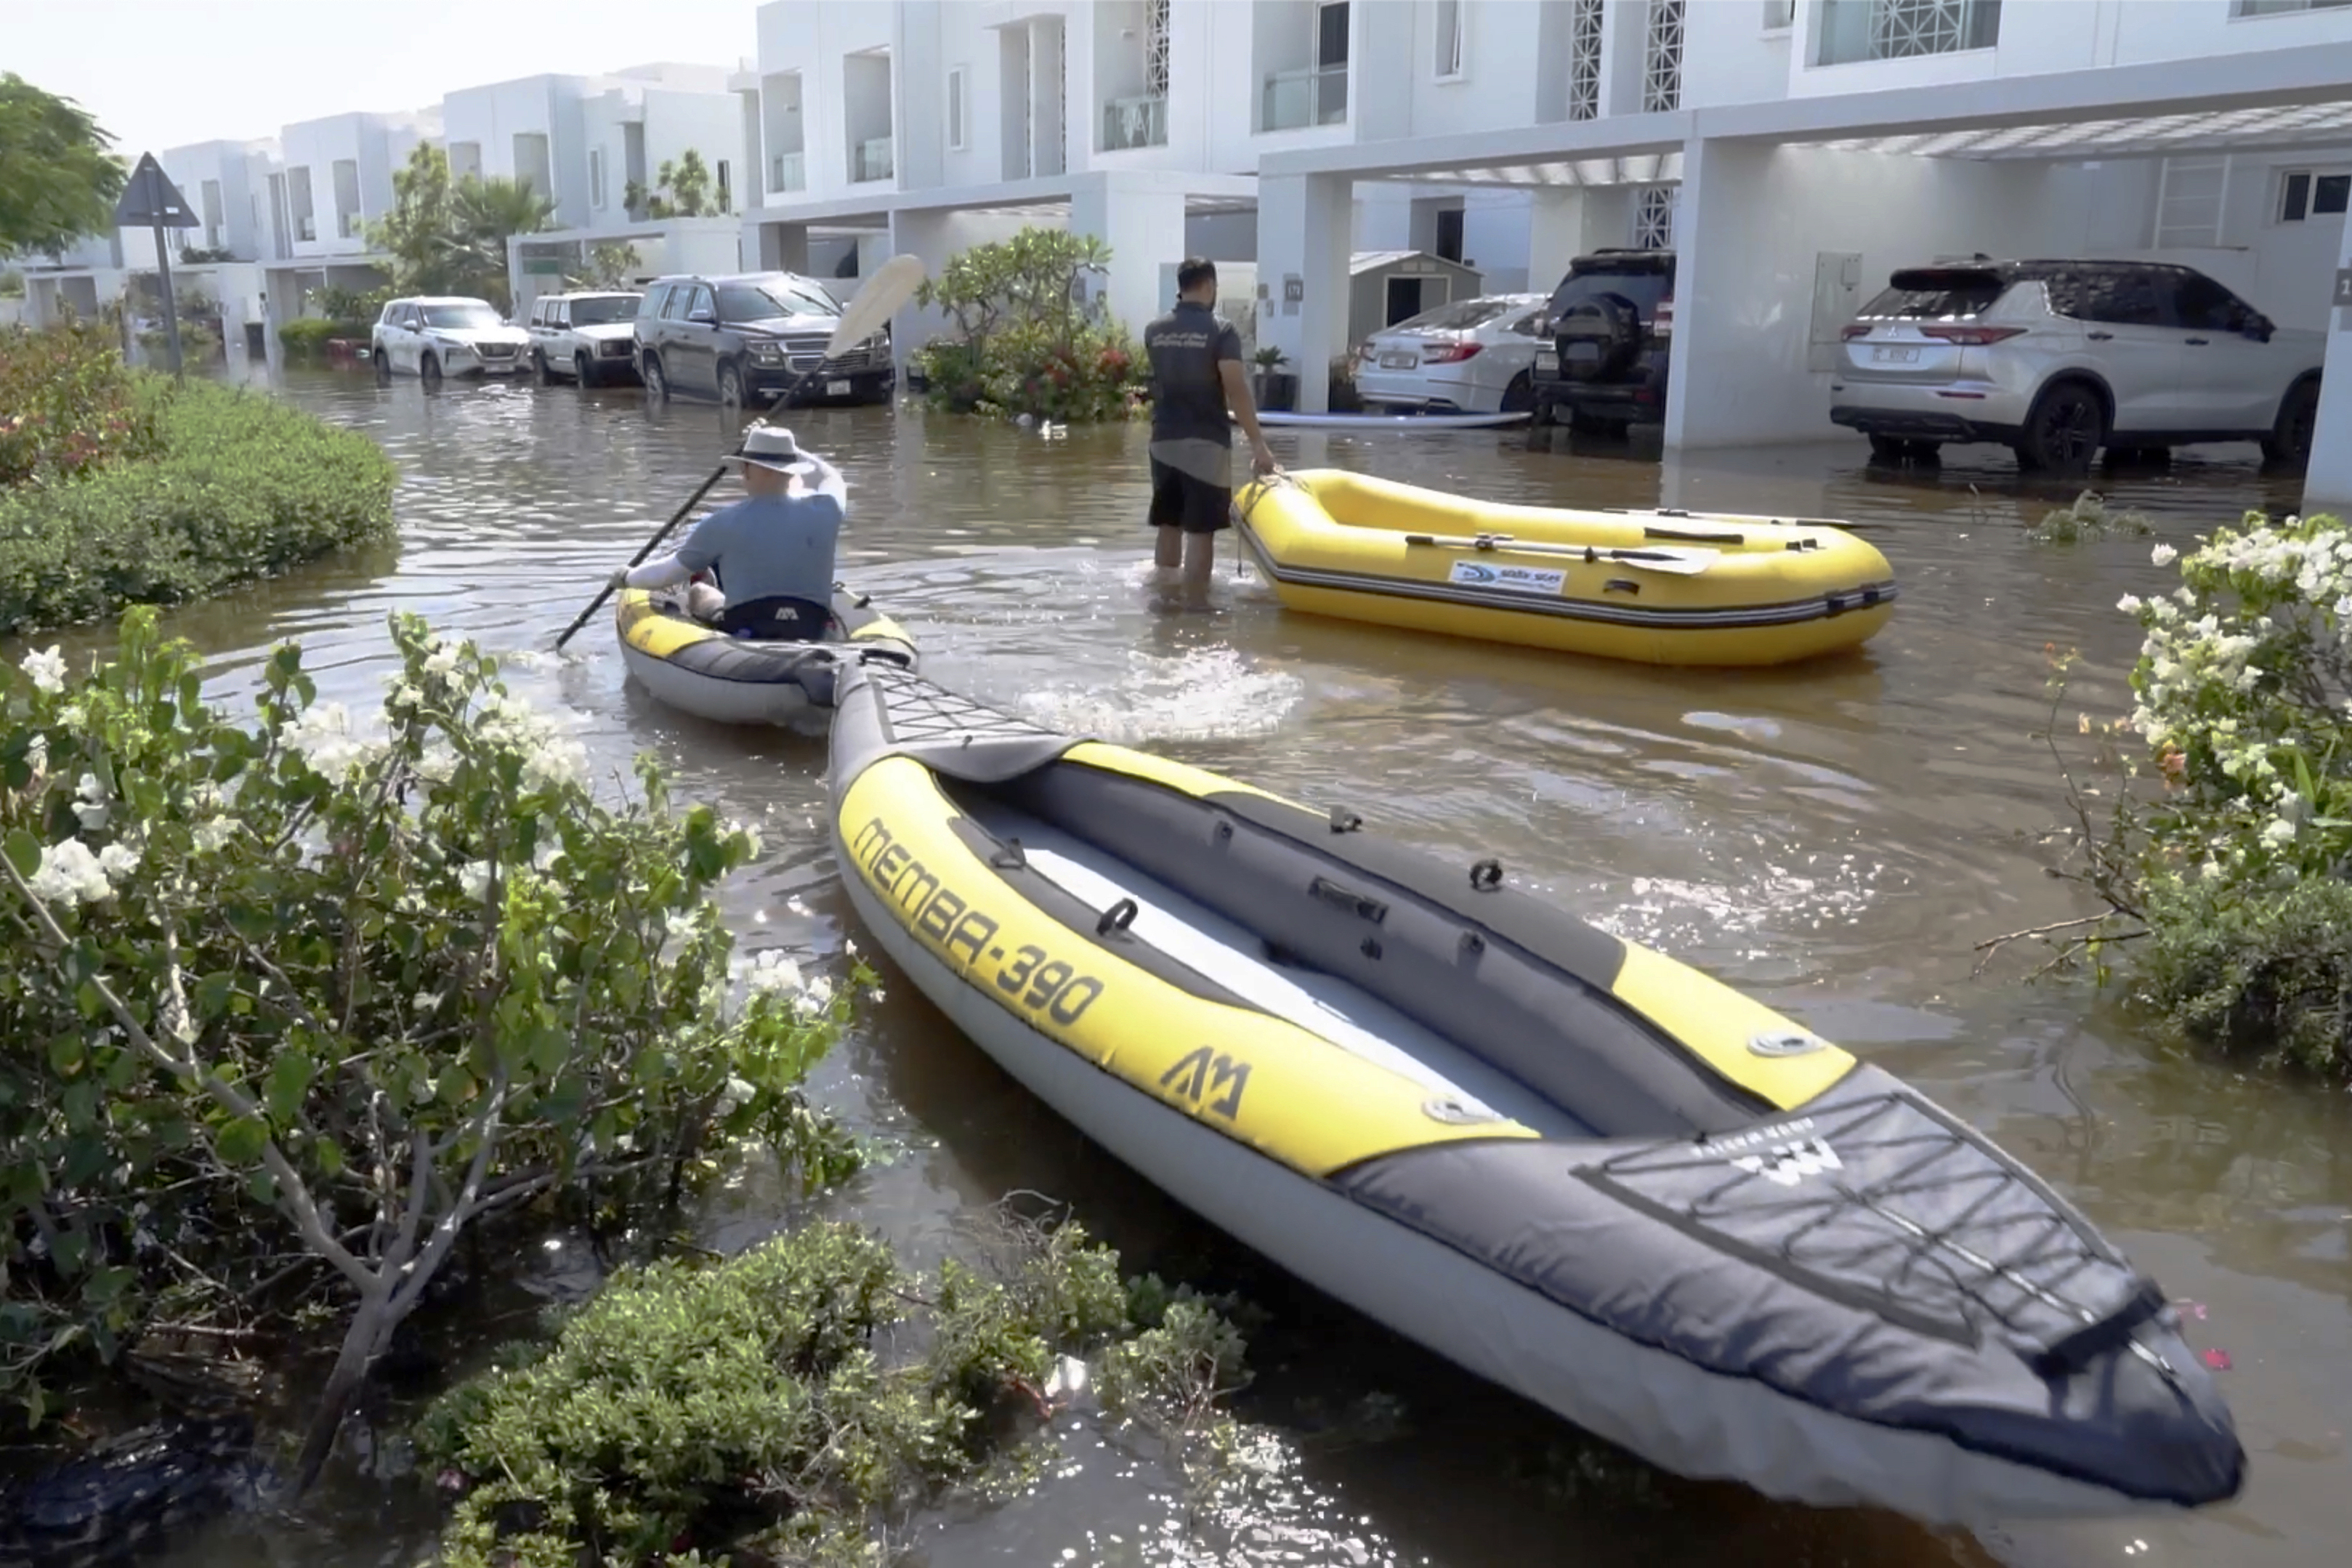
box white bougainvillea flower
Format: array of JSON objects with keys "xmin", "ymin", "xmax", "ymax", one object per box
[
  {"xmin": 745, "ymin": 950, "xmax": 805, "ymax": 996},
  {"xmin": 17, "ymin": 645, "xmax": 66, "ymax": 695},
  {"xmin": 28, "ymin": 840, "xmax": 113, "ymax": 907},
  {"xmin": 2151, "ymin": 543, "xmax": 2179, "ymax": 567}
]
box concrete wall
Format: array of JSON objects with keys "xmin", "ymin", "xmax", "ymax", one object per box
[
  {"xmin": 2302, "ymin": 185, "xmax": 2352, "ymax": 512},
  {"xmin": 1670, "ymin": 140, "xmax": 2055, "ymax": 448}
]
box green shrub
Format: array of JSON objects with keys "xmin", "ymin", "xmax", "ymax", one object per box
[
  {"xmin": 910, "ymin": 227, "xmax": 1147, "ymax": 424},
  {"xmin": 0, "ymin": 375, "xmax": 397, "ymax": 636},
  {"xmin": 2029, "ymin": 490, "xmax": 2155, "ymax": 544},
  {"xmin": 2040, "ymin": 512, "xmax": 2352, "ymax": 1075},
  {"xmin": 415, "ymin": 1216, "xmax": 1185, "ymax": 1567},
  {"xmin": 278, "ymin": 317, "xmax": 371, "ymax": 361},
  {"xmin": 135, "ymin": 322, "xmax": 222, "ymax": 364},
  {"xmin": 0, "ymin": 323, "xmax": 163, "ymax": 485}
]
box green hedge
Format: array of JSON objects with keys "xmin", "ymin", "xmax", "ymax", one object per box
[
  {"xmin": 279, "ymin": 317, "xmax": 373, "ymax": 360},
  {"xmin": 0, "ymin": 376, "xmax": 397, "ymax": 636}
]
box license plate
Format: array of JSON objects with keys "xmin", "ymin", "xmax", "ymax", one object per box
[
  {"xmin": 1871, "ymin": 346, "xmax": 1920, "ymax": 365},
  {"xmin": 1378, "ymin": 352, "xmax": 1415, "ymax": 369},
  {"xmin": 826, "ymin": 378, "xmax": 852, "ymax": 396},
  {"xmin": 1565, "ymin": 343, "xmax": 1600, "ymax": 363},
  {"xmin": 1536, "ymin": 351, "xmax": 1558, "ymax": 372}
]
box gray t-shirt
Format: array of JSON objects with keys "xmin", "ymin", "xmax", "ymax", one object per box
[{"xmin": 673, "ymin": 491, "xmax": 843, "ymax": 605}]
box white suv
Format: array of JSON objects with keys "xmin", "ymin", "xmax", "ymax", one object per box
[
  {"xmin": 1831, "ymin": 259, "xmax": 2324, "ymax": 472},
  {"xmin": 525, "ymin": 291, "xmax": 644, "ymax": 388},
  {"xmin": 370, "ymin": 296, "xmax": 530, "ymax": 383}
]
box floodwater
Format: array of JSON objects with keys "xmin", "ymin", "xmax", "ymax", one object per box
[{"xmin": 22, "ymin": 366, "xmax": 2348, "ymax": 1568}]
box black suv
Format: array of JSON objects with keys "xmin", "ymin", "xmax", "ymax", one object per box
[
  {"xmin": 632, "ymin": 271, "xmax": 894, "ymax": 407},
  {"xmin": 1529, "ymin": 248, "xmax": 1675, "ymax": 435}
]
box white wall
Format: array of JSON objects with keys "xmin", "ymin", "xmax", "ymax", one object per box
[
  {"xmin": 642, "ymin": 88, "xmax": 752, "ymax": 214},
  {"xmin": 1669, "ymin": 140, "xmax": 2056, "ymax": 447},
  {"xmin": 1681, "ymin": 0, "xmax": 1795, "ymax": 107}
]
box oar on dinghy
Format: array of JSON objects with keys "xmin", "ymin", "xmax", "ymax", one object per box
[
  {"xmin": 1402, "ymin": 530, "xmax": 1718, "ymax": 575},
  {"xmin": 553, "ymin": 253, "xmax": 931, "ymax": 652}
]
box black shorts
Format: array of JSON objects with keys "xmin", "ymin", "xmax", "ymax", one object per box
[
  {"xmin": 716, "ymin": 594, "xmax": 832, "ymax": 642},
  {"xmin": 1148, "ymin": 456, "xmax": 1232, "ymax": 536}
]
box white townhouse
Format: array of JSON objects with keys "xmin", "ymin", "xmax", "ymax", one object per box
[{"xmin": 735, "ymin": 0, "xmax": 2352, "ymax": 507}]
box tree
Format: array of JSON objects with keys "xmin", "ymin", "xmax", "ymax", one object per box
[
  {"xmin": 0, "ymin": 74, "xmax": 126, "ymax": 259},
  {"xmin": 367, "ymin": 145, "xmax": 554, "ymax": 312},
  {"xmin": 368, "ymin": 142, "xmax": 462, "ymax": 298},
  {"xmin": 1, "ymin": 610, "xmax": 856, "ymax": 1487},
  {"xmin": 446, "ymin": 176, "xmax": 555, "ymax": 312},
  {"xmin": 627, "ymin": 149, "xmax": 714, "ymax": 219},
  {"xmin": 567, "ymin": 241, "xmax": 641, "ymax": 291}
]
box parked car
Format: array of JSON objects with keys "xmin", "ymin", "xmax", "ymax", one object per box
[
  {"xmin": 1832, "ymin": 258, "xmax": 2325, "ymax": 471},
  {"xmin": 370, "ymin": 297, "xmax": 529, "ymax": 383},
  {"xmin": 632, "ymin": 272, "xmax": 894, "ymax": 407},
  {"xmin": 1351, "ymin": 294, "xmax": 1549, "ymax": 414},
  {"xmin": 1529, "ymin": 248, "xmax": 1675, "ymax": 435},
  {"xmin": 525, "ymin": 291, "xmax": 644, "ymax": 387}
]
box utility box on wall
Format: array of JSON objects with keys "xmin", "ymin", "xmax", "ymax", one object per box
[{"xmin": 1809, "ymin": 251, "xmax": 1865, "ymax": 373}]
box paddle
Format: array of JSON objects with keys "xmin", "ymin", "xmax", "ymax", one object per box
[
  {"xmin": 552, "ymin": 253, "xmax": 931, "ymax": 651},
  {"xmin": 1402, "ymin": 530, "xmax": 1718, "ymax": 575}
]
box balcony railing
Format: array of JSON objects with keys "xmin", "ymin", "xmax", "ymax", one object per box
[
  {"xmin": 852, "ymin": 137, "xmax": 894, "ymax": 184},
  {"xmin": 1262, "ymin": 65, "xmax": 1348, "ymax": 132},
  {"xmin": 1103, "ymin": 94, "xmax": 1168, "ymax": 150},
  {"xmin": 296, "ymin": 215, "xmax": 317, "ymax": 242},
  {"xmin": 769, "ymin": 150, "xmax": 806, "ymax": 193}
]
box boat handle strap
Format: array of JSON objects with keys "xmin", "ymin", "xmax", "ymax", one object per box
[{"xmin": 1096, "ymin": 897, "xmax": 1139, "ymax": 936}]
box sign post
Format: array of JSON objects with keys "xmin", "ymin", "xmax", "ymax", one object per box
[{"xmin": 113, "ymin": 153, "xmax": 201, "ymax": 377}]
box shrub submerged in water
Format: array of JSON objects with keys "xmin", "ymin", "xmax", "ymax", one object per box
[
  {"xmin": 0, "ymin": 325, "xmax": 395, "ymax": 637},
  {"xmin": 908, "ymin": 227, "xmax": 1147, "ymax": 424},
  {"xmin": 2041, "ymin": 511, "xmax": 2352, "ymax": 1075},
  {"xmin": 1, "ymin": 609, "xmax": 854, "ymax": 1482},
  {"xmin": 416, "ymin": 1215, "xmax": 1247, "ymax": 1567}
]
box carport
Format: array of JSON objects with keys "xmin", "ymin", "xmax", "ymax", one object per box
[
  {"xmin": 1668, "ymin": 41, "xmax": 2352, "ymax": 490},
  {"xmin": 1255, "ymin": 113, "xmax": 1692, "ymax": 413}
]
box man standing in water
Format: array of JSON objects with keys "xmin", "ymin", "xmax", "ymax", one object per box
[{"xmin": 1144, "ymin": 259, "xmax": 1280, "ymax": 599}]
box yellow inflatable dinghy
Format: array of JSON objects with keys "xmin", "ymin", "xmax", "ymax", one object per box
[{"xmin": 1234, "ymin": 470, "xmax": 1896, "ymax": 667}]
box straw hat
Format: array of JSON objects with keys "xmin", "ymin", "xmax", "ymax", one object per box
[{"xmin": 727, "ymin": 424, "xmax": 818, "ymax": 475}]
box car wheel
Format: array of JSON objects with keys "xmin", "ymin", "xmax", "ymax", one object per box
[
  {"xmin": 420, "ymin": 352, "xmax": 442, "ymax": 387},
  {"xmin": 717, "ymin": 360, "xmax": 745, "ymax": 406},
  {"xmin": 642, "ymin": 352, "xmax": 668, "ymax": 402},
  {"xmin": 575, "ymin": 352, "xmax": 597, "ymax": 389},
  {"xmin": 1500, "ymin": 372, "xmax": 1535, "ymax": 415},
  {"xmin": 2016, "ymin": 380, "xmax": 2104, "ymax": 473},
  {"xmin": 373, "ymin": 347, "xmax": 392, "ymax": 385},
  {"xmin": 2262, "ymin": 378, "xmax": 2321, "ymax": 469},
  {"xmin": 531, "ymin": 350, "xmax": 554, "ymax": 387}
]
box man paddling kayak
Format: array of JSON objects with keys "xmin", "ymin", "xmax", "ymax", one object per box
[
  {"xmin": 608, "ymin": 426, "xmax": 844, "ymax": 641},
  {"xmin": 1144, "ymin": 259, "xmax": 1280, "ymax": 598}
]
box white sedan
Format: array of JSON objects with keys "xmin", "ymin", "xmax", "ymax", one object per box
[{"xmin": 1351, "ymin": 294, "xmax": 1550, "ymax": 415}]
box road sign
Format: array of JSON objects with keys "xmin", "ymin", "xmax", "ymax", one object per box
[{"xmin": 114, "ymin": 153, "xmax": 199, "ymax": 230}]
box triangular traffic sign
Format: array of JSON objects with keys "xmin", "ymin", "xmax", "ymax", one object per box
[{"xmin": 114, "ymin": 152, "xmax": 199, "ymax": 229}]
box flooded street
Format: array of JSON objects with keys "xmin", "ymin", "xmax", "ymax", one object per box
[{"xmin": 33, "ymin": 368, "xmax": 2351, "ymax": 1568}]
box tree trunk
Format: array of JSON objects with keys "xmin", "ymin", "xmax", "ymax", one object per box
[{"xmin": 291, "ymin": 1296, "xmax": 389, "ymax": 1495}]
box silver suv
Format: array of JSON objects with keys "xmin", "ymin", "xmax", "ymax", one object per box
[
  {"xmin": 369, "ymin": 296, "xmax": 529, "ymax": 383},
  {"xmin": 1831, "ymin": 259, "xmax": 2324, "ymax": 472},
  {"xmin": 525, "ymin": 291, "xmax": 644, "ymax": 387}
]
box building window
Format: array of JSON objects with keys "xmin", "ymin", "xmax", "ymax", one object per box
[
  {"xmin": 1642, "ymin": 0, "xmax": 1684, "ymax": 113},
  {"xmin": 590, "ymin": 147, "xmax": 607, "ymax": 209},
  {"xmin": 2280, "ymin": 168, "xmax": 2352, "ymax": 222},
  {"xmin": 716, "ymin": 159, "xmax": 732, "ymax": 213},
  {"xmin": 1567, "ymin": 0, "xmax": 1603, "ymax": 120},
  {"xmin": 2154, "ymin": 156, "xmax": 2231, "ymax": 246},
  {"xmin": 1763, "ymin": 0, "xmax": 1795, "ymax": 28},
  {"xmin": 1434, "ymin": 0, "xmax": 1465, "ymax": 79},
  {"xmin": 2236, "ymin": 1, "xmax": 2352, "ymax": 15},
  {"xmin": 1816, "ymin": 0, "xmax": 2002, "ymax": 65},
  {"xmin": 948, "ymin": 66, "xmax": 968, "ymax": 150},
  {"xmin": 1635, "ymin": 184, "xmax": 1677, "ymax": 250}
]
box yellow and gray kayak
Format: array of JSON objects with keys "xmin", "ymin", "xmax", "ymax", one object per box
[
  {"xmin": 1235, "ymin": 469, "xmax": 1896, "ymax": 666},
  {"xmin": 827, "ymin": 660, "xmax": 2241, "ymax": 1527},
  {"xmin": 615, "ymin": 586, "xmax": 916, "ymax": 727}
]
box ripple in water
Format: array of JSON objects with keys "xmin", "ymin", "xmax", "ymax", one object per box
[{"xmin": 1017, "ymin": 647, "xmax": 1305, "ymax": 743}]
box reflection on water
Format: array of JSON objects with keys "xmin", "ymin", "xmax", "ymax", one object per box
[{"xmin": 24, "ymin": 368, "xmax": 2349, "ymax": 1568}]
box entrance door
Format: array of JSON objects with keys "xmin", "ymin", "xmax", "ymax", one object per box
[{"xmin": 1386, "ymin": 276, "xmax": 1421, "ymax": 326}]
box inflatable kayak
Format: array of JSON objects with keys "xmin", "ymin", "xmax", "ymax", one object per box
[
  {"xmin": 1236, "ymin": 470, "xmax": 1896, "ymax": 666},
  {"xmin": 828, "ymin": 662, "xmax": 2242, "ymax": 1527},
  {"xmin": 1250, "ymin": 410, "xmax": 1530, "ymax": 429},
  {"xmin": 615, "ymin": 586, "xmax": 916, "ymax": 727}
]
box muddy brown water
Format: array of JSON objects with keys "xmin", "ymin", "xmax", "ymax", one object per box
[{"xmin": 15, "ymin": 368, "xmax": 2348, "ymax": 1568}]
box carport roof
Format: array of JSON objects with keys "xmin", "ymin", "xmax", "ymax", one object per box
[{"xmin": 1259, "ymin": 39, "xmax": 2352, "ymax": 185}]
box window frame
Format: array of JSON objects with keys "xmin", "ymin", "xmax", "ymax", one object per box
[
  {"xmin": 2278, "ymin": 166, "xmax": 2352, "ymax": 223},
  {"xmin": 947, "ymin": 65, "xmax": 969, "ymax": 151},
  {"xmin": 1433, "ymin": 0, "xmax": 1466, "ymax": 81},
  {"xmin": 589, "ymin": 147, "xmax": 607, "ymax": 210}
]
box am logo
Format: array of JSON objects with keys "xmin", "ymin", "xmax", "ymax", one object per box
[{"xmin": 1157, "ymin": 1046, "xmax": 1251, "ymax": 1120}]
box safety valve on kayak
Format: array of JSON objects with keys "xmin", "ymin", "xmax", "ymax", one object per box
[{"xmin": 1329, "ymin": 807, "xmax": 1364, "ymax": 834}]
